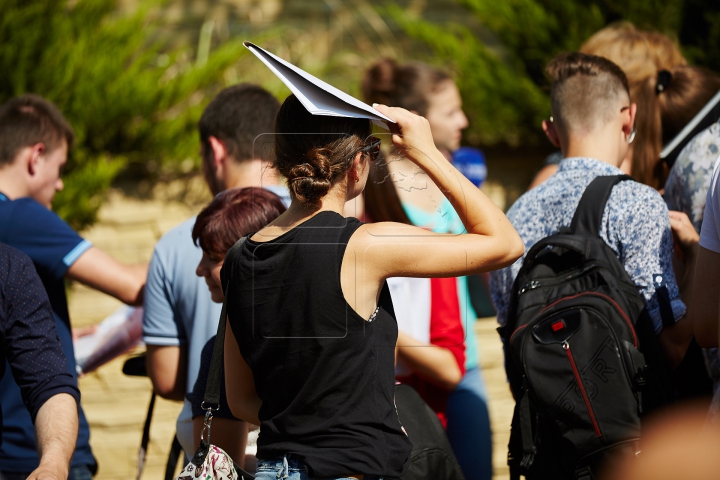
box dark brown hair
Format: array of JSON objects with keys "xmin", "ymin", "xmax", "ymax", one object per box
[
  {"xmin": 363, "ymin": 153, "xmax": 412, "ymax": 224},
  {"xmin": 633, "ymin": 66, "xmax": 720, "ymax": 189},
  {"xmin": 0, "ymin": 94, "xmax": 74, "ymax": 166},
  {"xmin": 274, "ymin": 94, "xmax": 372, "ymax": 204},
  {"xmin": 199, "ymin": 83, "xmax": 280, "ymax": 165},
  {"xmin": 192, "ymin": 187, "xmax": 286, "ymax": 259},
  {"xmin": 546, "ymin": 52, "xmax": 630, "ymax": 134},
  {"xmin": 362, "ymin": 58, "xmax": 451, "ymax": 116}
]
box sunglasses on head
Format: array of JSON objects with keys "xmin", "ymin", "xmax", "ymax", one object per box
[{"xmin": 360, "ymin": 136, "xmax": 381, "ymax": 162}]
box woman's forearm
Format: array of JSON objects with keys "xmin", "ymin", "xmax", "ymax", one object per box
[
  {"xmin": 689, "ymin": 246, "xmax": 720, "ymax": 348},
  {"xmin": 397, "ymin": 332, "xmax": 462, "ymax": 391},
  {"xmin": 418, "ymin": 147, "xmax": 515, "ymax": 237},
  {"xmin": 375, "ymin": 104, "xmax": 518, "ymax": 242}
]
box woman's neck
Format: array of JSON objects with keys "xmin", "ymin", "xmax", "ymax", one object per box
[{"xmin": 258, "ymin": 184, "xmax": 349, "ymax": 238}]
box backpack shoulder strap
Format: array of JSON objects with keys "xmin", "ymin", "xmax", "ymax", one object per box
[{"xmin": 570, "ymin": 174, "xmax": 633, "ymax": 237}]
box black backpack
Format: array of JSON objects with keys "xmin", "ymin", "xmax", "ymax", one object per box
[
  {"xmin": 395, "ymin": 384, "xmax": 465, "ymax": 480},
  {"xmin": 501, "ymin": 175, "xmax": 673, "ymax": 480}
]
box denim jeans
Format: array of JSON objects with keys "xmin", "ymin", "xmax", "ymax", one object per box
[
  {"xmin": 0, "ymin": 464, "xmax": 93, "ymax": 480},
  {"xmin": 445, "ymin": 367, "xmax": 493, "ymax": 480},
  {"xmin": 255, "ymin": 455, "xmax": 396, "ymax": 480}
]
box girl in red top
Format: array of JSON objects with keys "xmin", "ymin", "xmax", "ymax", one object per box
[{"xmin": 364, "ymin": 154, "xmax": 466, "ymax": 426}]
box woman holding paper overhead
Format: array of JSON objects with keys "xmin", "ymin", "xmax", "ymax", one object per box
[
  {"xmin": 363, "ymin": 58, "xmax": 493, "ymax": 480},
  {"xmin": 222, "ymin": 93, "xmax": 523, "ymax": 480}
]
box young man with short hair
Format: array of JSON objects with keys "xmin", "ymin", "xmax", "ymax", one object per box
[
  {"xmin": 490, "ymin": 53, "xmax": 692, "ymax": 368},
  {"xmin": 142, "ymin": 83, "xmax": 288, "ymax": 456},
  {"xmin": 0, "ymin": 95, "xmax": 147, "ymax": 479}
]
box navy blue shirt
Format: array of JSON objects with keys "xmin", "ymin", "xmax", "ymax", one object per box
[
  {"xmin": 0, "ymin": 244, "xmax": 80, "ymax": 440},
  {"xmin": 0, "ymin": 192, "xmax": 96, "ymax": 473}
]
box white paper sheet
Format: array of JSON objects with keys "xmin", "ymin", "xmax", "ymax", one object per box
[{"xmin": 244, "ymin": 41, "xmax": 395, "ymax": 127}]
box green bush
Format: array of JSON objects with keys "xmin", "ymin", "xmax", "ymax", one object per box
[{"xmin": 0, "ymin": 0, "xmax": 248, "ymax": 230}]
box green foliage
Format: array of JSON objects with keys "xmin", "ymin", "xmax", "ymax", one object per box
[
  {"xmin": 0, "ymin": 0, "xmax": 248, "ymax": 230},
  {"xmin": 387, "ymin": 0, "xmax": 719, "ymax": 147}
]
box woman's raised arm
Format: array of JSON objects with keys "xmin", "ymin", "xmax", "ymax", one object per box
[{"xmin": 353, "ymin": 105, "xmax": 524, "ymax": 280}]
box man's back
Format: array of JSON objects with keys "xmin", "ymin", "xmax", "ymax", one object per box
[
  {"xmin": 490, "ymin": 157, "xmax": 685, "ymax": 335},
  {"xmin": 142, "ymin": 217, "xmax": 222, "ymax": 454}
]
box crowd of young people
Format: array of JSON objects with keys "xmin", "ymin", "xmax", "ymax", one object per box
[{"xmin": 2, "ymin": 19, "xmax": 720, "ymax": 480}]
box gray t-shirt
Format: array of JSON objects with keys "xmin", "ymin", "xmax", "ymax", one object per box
[{"xmin": 142, "ymin": 217, "xmax": 222, "ymax": 453}]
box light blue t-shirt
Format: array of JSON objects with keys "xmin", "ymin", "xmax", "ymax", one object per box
[
  {"xmin": 142, "ymin": 216, "xmax": 222, "ymax": 372},
  {"xmin": 142, "ymin": 217, "xmax": 222, "ymax": 453},
  {"xmin": 402, "ymin": 199, "xmax": 480, "ymax": 371}
]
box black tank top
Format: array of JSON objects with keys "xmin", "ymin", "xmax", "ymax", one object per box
[{"xmin": 225, "ymin": 211, "xmax": 412, "ymax": 478}]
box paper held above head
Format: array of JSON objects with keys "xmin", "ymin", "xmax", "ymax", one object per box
[{"xmin": 243, "ymin": 41, "xmax": 395, "ymax": 128}]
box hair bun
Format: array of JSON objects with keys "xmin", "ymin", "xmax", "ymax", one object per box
[
  {"xmin": 287, "ymin": 147, "xmax": 333, "ymax": 203},
  {"xmin": 362, "ymin": 58, "xmax": 398, "ymax": 105}
]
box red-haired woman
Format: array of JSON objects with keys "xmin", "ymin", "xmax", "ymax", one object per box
[{"xmin": 189, "ymin": 186, "xmax": 286, "ymax": 468}]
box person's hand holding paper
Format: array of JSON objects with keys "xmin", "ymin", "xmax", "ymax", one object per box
[{"xmin": 371, "ymin": 103, "xmax": 446, "ymax": 166}]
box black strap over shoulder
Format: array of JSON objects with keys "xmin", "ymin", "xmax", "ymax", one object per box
[
  {"xmin": 570, "ymin": 175, "xmax": 633, "ymax": 237},
  {"xmin": 203, "ymin": 236, "xmax": 247, "ymax": 408}
]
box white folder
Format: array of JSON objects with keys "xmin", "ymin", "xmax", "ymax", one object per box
[{"xmin": 244, "ymin": 41, "xmax": 394, "ymax": 127}]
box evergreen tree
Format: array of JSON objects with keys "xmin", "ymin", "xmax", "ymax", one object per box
[{"xmin": 0, "ymin": 0, "xmax": 247, "ymax": 230}]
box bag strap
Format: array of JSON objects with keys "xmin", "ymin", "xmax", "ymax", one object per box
[
  {"xmin": 165, "ymin": 434, "xmax": 183, "ymax": 480},
  {"xmin": 194, "ymin": 236, "xmax": 256, "ymax": 479},
  {"xmin": 570, "ymin": 175, "xmax": 633, "ymax": 237},
  {"xmin": 203, "ymin": 236, "xmax": 248, "ymax": 408}
]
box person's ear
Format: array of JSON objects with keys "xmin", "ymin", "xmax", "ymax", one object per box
[
  {"xmin": 542, "ymin": 119, "xmax": 561, "ymax": 147},
  {"xmin": 622, "ymin": 103, "xmax": 637, "ymax": 137},
  {"xmin": 348, "ymin": 152, "xmax": 364, "ymax": 183},
  {"xmin": 26, "ymin": 143, "xmax": 45, "ymax": 177},
  {"xmin": 347, "ymin": 165, "xmax": 359, "ymax": 184},
  {"xmin": 208, "ymin": 136, "xmax": 228, "ymax": 170}
]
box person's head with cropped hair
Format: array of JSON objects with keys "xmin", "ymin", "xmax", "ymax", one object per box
[
  {"xmin": 198, "ymin": 83, "xmax": 281, "ymax": 195},
  {"xmin": 542, "ymin": 52, "xmax": 637, "ymax": 168},
  {"xmin": 0, "ymin": 95, "xmax": 74, "ymax": 208}
]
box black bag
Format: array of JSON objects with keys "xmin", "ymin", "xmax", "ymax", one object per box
[
  {"xmin": 501, "ymin": 175, "xmax": 673, "ymax": 480},
  {"xmin": 395, "ymin": 384, "xmax": 465, "ymax": 480}
]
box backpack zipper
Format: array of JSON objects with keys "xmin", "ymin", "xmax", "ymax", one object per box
[
  {"xmin": 519, "ymin": 263, "xmax": 601, "ymax": 295},
  {"xmin": 563, "ymin": 340, "xmax": 602, "ymax": 438}
]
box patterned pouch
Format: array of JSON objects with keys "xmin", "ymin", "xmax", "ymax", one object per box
[{"xmin": 175, "ymin": 439, "xmax": 245, "ymax": 480}]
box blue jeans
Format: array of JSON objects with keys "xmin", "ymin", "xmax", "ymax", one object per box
[
  {"xmin": 0, "ymin": 465, "xmax": 93, "ymax": 480},
  {"xmin": 255, "ymin": 455, "xmax": 396, "ymax": 480},
  {"xmin": 445, "ymin": 367, "xmax": 493, "ymax": 480}
]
